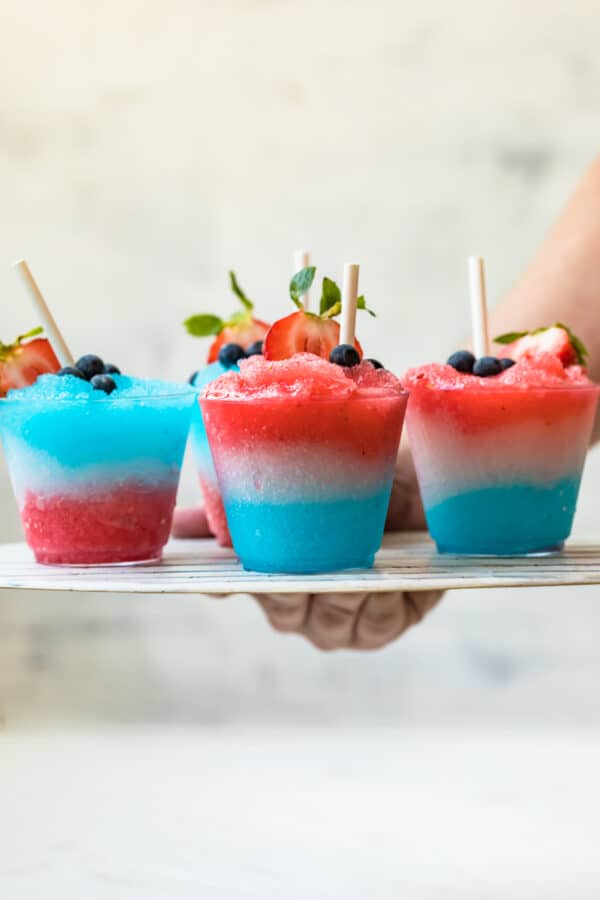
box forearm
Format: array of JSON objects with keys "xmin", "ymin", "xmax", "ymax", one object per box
[
  {"xmin": 488, "ymin": 155, "xmax": 600, "ymax": 440},
  {"xmin": 489, "ymin": 157, "xmax": 600, "ymax": 367}
]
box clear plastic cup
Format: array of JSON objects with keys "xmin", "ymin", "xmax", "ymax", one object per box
[
  {"xmin": 189, "ymin": 362, "xmax": 235, "ymax": 546},
  {"xmin": 0, "ymin": 383, "xmax": 195, "ymax": 565},
  {"xmin": 406, "ymin": 384, "xmax": 599, "ymax": 555},
  {"xmin": 201, "ymin": 390, "xmax": 408, "ymax": 573}
]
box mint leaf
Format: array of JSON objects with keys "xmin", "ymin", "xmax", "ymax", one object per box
[
  {"xmin": 229, "ymin": 271, "xmax": 253, "ymax": 312},
  {"xmin": 556, "ymin": 321, "xmax": 589, "ymax": 365},
  {"xmin": 493, "ymin": 331, "xmax": 529, "ymax": 344},
  {"xmin": 357, "ymin": 296, "xmax": 376, "ymax": 317},
  {"xmin": 184, "ymin": 314, "xmax": 224, "ymax": 337},
  {"xmin": 320, "ymin": 277, "xmax": 342, "ymax": 315},
  {"xmin": 290, "ymin": 266, "xmax": 316, "ymax": 308}
]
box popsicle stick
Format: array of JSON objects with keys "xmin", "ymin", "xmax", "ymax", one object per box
[
  {"xmin": 340, "ymin": 263, "xmax": 359, "ymax": 346},
  {"xmin": 293, "ymin": 249, "xmax": 311, "ymax": 312},
  {"xmin": 468, "ymin": 256, "xmax": 490, "ymax": 358},
  {"xmin": 13, "ymin": 259, "xmax": 74, "ymax": 367}
]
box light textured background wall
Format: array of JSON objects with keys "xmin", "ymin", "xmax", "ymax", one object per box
[{"xmin": 1, "ymin": 0, "xmax": 600, "ymax": 728}]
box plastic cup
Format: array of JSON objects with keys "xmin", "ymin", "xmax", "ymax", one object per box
[
  {"xmin": 201, "ymin": 391, "xmax": 408, "ymax": 573},
  {"xmin": 0, "ymin": 388, "xmax": 195, "ymax": 565},
  {"xmin": 189, "ymin": 363, "xmax": 236, "ymax": 546},
  {"xmin": 406, "ymin": 384, "xmax": 599, "ymax": 555}
]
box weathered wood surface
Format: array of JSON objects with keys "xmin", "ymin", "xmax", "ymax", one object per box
[{"xmin": 2, "ymin": 533, "xmax": 600, "ymax": 594}]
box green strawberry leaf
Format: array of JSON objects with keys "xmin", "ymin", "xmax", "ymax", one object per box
[
  {"xmin": 321, "ymin": 301, "xmax": 342, "ymax": 319},
  {"xmin": 320, "ymin": 277, "xmax": 342, "ymax": 316},
  {"xmin": 16, "ymin": 325, "xmax": 44, "ymax": 342},
  {"xmin": 493, "ymin": 330, "xmax": 529, "ymax": 344},
  {"xmin": 290, "ymin": 267, "xmax": 317, "ymax": 309},
  {"xmin": 229, "ymin": 271, "xmax": 253, "ymax": 312},
  {"xmin": 555, "ymin": 321, "xmax": 589, "ymax": 365},
  {"xmin": 0, "ymin": 326, "xmax": 45, "ymax": 360},
  {"xmin": 357, "ymin": 296, "xmax": 376, "ymax": 317},
  {"xmin": 184, "ymin": 314, "xmax": 225, "ymax": 337}
]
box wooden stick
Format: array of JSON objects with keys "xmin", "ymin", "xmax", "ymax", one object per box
[
  {"xmin": 468, "ymin": 256, "xmax": 490, "ymax": 358},
  {"xmin": 13, "ymin": 260, "xmax": 75, "ymax": 367},
  {"xmin": 340, "ymin": 263, "xmax": 359, "ymax": 346},
  {"xmin": 293, "ymin": 250, "xmax": 311, "ymax": 311}
]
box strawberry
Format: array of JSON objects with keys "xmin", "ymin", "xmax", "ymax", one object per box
[
  {"xmin": 184, "ymin": 271, "xmax": 270, "ymax": 363},
  {"xmin": 0, "ymin": 328, "xmax": 60, "ymax": 397},
  {"xmin": 264, "ymin": 311, "xmax": 362, "ymax": 361},
  {"xmin": 207, "ymin": 317, "xmax": 270, "ymax": 364},
  {"xmin": 494, "ymin": 323, "xmax": 588, "ymax": 368},
  {"xmin": 263, "ymin": 267, "xmax": 370, "ymax": 362}
]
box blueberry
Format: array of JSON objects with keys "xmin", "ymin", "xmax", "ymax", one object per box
[
  {"xmin": 218, "ymin": 343, "xmax": 246, "ymax": 368},
  {"xmin": 188, "ymin": 371, "xmax": 199, "ymax": 385},
  {"xmin": 245, "ymin": 341, "xmax": 264, "ymax": 357},
  {"xmin": 76, "ymin": 354, "xmax": 104, "ymax": 380},
  {"xmin": 329, "ymin": 344, "xmax": 361, "ymax": 367},
  {"xmin": 90, "ymin": 374, "xmax": 117, "ymax": 395},
  {"xmin": 447, "ymin": 350, "xmax": 476, "ymax": 374},
  {"xmin": 103, "ymin": 363, "xmax": 121, "ymax": 375},
  {"xmin": 365, "ymin": 358, "xmax": 384, "ymax": 369},
  {"xmin": 473, "ymin": 356, "xmax": 503, "ymax": 377},
  {"xmin": 499, "ymin": 358, "xmax": 516, "ymax": 370},
  {"xmin": 57, "ymin": 366, "xmax": 86, "ymax": 380}
]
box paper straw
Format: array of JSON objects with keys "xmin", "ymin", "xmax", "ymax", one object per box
[
  {"xmin": 13, "ymin": 259, "xmax": 75, "ymax": 367},
  {"xmin": 293, "ymin": 249, "xmax": 311, "ymax": 311},
  {"xmin": 340, "ymin": 263, "xmax": 360, "ymax": 346},
  {"xmin": 468, "ymin": 256, "xmax": 490, "ymax": 358}
]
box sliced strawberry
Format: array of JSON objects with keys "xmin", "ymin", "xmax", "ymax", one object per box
[
  {"xmin": 495, "ymin": 325, "xmax": 578, "ymax": 368},
  {"xmin": 263, "ymin": 311, "xmax": 363, "ymax": 361},
  {"xmin": 0, "ymin": 335, "xmax": 60, "ymax": 397},
  {"xmin": 207, "ymin": 318, "xmax": 270, "ymax": 364}
]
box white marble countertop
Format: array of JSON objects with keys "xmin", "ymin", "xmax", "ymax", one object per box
[{"xmin": 2, "ymin": 727, "xmax": 600, "ymax": 898}]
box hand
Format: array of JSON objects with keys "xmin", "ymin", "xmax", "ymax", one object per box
[
  {"xmin": 172, "ymin": 445, "xmax": 443, "ymax": 651},
  {"xmin": 255, "ymin": 589, "xmax": 441, "ymax": 651}
]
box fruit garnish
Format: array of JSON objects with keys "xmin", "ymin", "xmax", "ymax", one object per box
[
  {"xmin": 447, "ymin": 350, "xmax": 475, "ymax": 374},
  {"xmin": 472, "ymin": 356, "xmax": 502, "ymax": 377},
  {"xmin": 263, "ymin": 267, "xmax": 370, "ymax": 362},
  {"xmin": 57, "ymin": 355, "xmax": 124, "ymax": 393},
  {"xmin": 184, "ymin": 271, "xmax": 270, "ymax": 364},
  {"xmin": 218, "ymin": 342, "xmax": 246, "ymax": 368},
  {"xmin": 494, "ymin": 323, "xmax": 588, "ymax": 367},
  {"xmin": 90, "ymin": 374, "xmax": 117, "ymax": 395},
  {"xmin": 0, "ymin": 327, "xmax": 60, "ymax": 397},
  {"xmin": 329, "ymin": 344, "xmax": 361, "ymax": 367}
]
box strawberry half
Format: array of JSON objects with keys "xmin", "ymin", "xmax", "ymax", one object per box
[
  {"xmin": 494, "ymin": 323, "xmax": 587, "ymax": 368},
  {"xmin": 184, "ymin": 270, "xmax": 271, "ymax": 364},
  {"xmin": 207, "ymin": 317, "xmax": 269, "ymax": 364},
  {"xmin": 0, "ymin": 328, "xmax": 60, "ymax": 397},
  {"xmin": 264, "ymin": 311, "xmax": 362, "ymax": 361}
]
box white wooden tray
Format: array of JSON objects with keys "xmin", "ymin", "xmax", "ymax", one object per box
[{"xmin": 1, "ymin": 533, "xmax": 600, "ymax": 594}]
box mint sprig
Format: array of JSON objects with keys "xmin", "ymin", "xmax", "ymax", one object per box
[
  {"xmin": 184, "ymin": 271, "xmax": 255, "ymax": 338},
  {"xmin": 494, "ymin": 323, "xmax": 588, "ymax": 365}
]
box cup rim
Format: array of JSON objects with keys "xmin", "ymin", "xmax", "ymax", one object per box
[
  {"xmin": 406, "ymin": 383, "xmax": 600, "ymax": 396},
  {"xmin": 200, "ymin": 389, "xmax": 410, "ymax": 403},
  {"xmin": 0, "ymin": 390, "xmax": 196, "ymax": 406}
]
